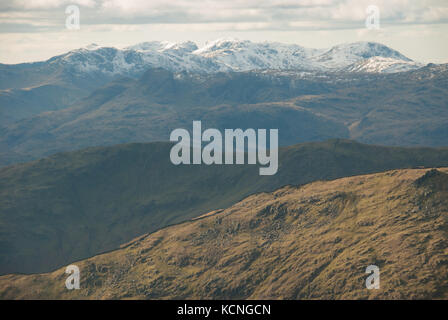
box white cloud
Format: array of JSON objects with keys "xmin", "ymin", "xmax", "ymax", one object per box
[
  {"xmin": 0, "ymin": 0, "xmax": 447, "ymax": 63},
  {"xmin": 9, "ymin": 0, "xmax": 96, "ymax": 10},
  {"xmin": 1, "ymin": 0, "xmax": 447, "ymax": 26}
]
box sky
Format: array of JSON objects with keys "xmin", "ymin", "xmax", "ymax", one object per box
[{"xmin": 0, "ymin": 0, "xmax": 447, "ymax": 64}]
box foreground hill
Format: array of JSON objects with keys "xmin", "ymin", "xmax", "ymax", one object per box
[
  {"xmin": 1, "ymin": 139, "xmax": 448, "ymax": 275},
  {"xmin": 1, "ymin": 168, "xmax": 447, "ymax": 299}
]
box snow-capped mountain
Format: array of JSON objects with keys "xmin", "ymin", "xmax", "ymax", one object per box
[
  {"xmin": 308, "ymin": 42, "xmax": 411, "ymax": 69},
  {"xmin": 44, "ymin": 38, "xmax": 421, "ymax": 76},
  {"xmin": 192, "ymin": 39, "xmax": 321, "ymax": 71},
  {"xmin": 343, "ymin": 56, "xmax": 422, "ymax": 73}
]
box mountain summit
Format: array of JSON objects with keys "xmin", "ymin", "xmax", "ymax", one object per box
[{"xmin": 13, "ymin": 39, "xmax": 422, "ymax": 76}]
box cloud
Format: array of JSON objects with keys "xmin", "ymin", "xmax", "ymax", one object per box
[
  {"xmin": 13, "ymin": 0, "xmax": 96, "ymax": 9},
  {"xmin": 0, "ymin": 0, "xmax": 447, "ymax": 33},
  {"xmin": 0, "ymin": 0, "xmax": 447, "ymax": 65}
]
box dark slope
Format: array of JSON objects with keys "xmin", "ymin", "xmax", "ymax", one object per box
[{"xmin": 1, "ymin": 139, "xmax": 448, "ymax": 274}]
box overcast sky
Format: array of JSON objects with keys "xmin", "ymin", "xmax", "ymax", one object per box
[{"xmin": 0, "ymin": 0, "xmax": 447, "ymax": 64}]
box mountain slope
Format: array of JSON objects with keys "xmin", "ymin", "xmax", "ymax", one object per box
[
  {"xmin": 0, "ymin": 84, "xmax": 89, "ymax": 127},
  {"xmin": 1, "ymin": 64, "xmax": 447, "ymax": 166},
  {"xmin": 1, "ymin": 168, "xmax": 447, "ymax": 299},
  {"xmin": 343, "ymin": 56, "xmax": 422, "ymax": 73},
  {"xmin": 0, "ymin": 59, "xmax": 126, "ymax": 126},
  {"xmin": 309, "ymin": 42, "xmax": 411, "ymax": 68},
  {"xmin": 1, "ymin": 139, "xmax": 448, "ymax": 275}
]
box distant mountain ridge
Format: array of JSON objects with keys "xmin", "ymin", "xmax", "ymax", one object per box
[
  {"xmin": 0, "ymin": 39, "xmax": 430, "ymax": 132},
  {"xmin": 0, "ymin": 39, "xmax": 426, "ymax": 127},
  {"xmin": 2, "ymin": 39, "xmax": 422, "ymax": 79},
  {"xmin": 0, "ymin": 39, "xmax": 429, "ymax": 132},
  {"xmin": 51, "ymin": 39, "xmax": 425, "ymax": 75}
]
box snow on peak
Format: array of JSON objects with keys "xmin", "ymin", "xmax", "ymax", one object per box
[
  {"xmin": 344, "ymin": 56, "xmax": 422, "ymax": 73},
  {"xmin": 193, "ymin": 38, "xmax": 250, "ymax": 55},
  {"xmin": 124, "ymin": 41, "xmax": 198, "ymax": 54},
  {"xmin": 163, "ymin": 41, "xmax": 198, "ymax": 53},
  {"xmin": 52, "ymin": 39, "xmax": 422, "ymax": 75},
  {"xmin": 309, "ymin": 41, "xmax": 412, "ymax": 69}
]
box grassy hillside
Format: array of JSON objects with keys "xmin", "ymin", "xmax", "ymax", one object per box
[
  {"xmin": 1, "ymin": 168, "xmax": 447, "ymax": 299},
  {"xmin": 1, "ymin": 139, "xmax": 448, "ymax": 275}
]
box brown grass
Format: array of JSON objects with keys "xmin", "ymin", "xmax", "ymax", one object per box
[{"xmin": 1, "ymin": 168, "xmax": 447, "ymax": 300}]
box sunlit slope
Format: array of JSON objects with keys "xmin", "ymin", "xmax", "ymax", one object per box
[{"xmin": 1, "ymin": 168, "xmax": 447, "ymax": 299}]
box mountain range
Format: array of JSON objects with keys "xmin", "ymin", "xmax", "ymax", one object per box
[
  {"xmin": 0, "ymin": 39, "xmax": 425, "ymax": 129},
  {"xmin": 72, "ymin": 39, "xmax": 422, "ymax": 74},
  {"xmin": 1, "ymin": 63, "xmax": 447, "ymax": 167},
  {"xmin": 2, "ymin": 39, "xmax": 446, "ymax": 167},
  {"xmin": 1, "ymin": 39, "xmax": 422, "ymax": 84},
  {"xmin": 1, "ymin": 167, "xmax": 446, "ymax": 299},
  {"xmin": 0, "ymin": 38, "xmax": 447, "ymax": 300}
]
